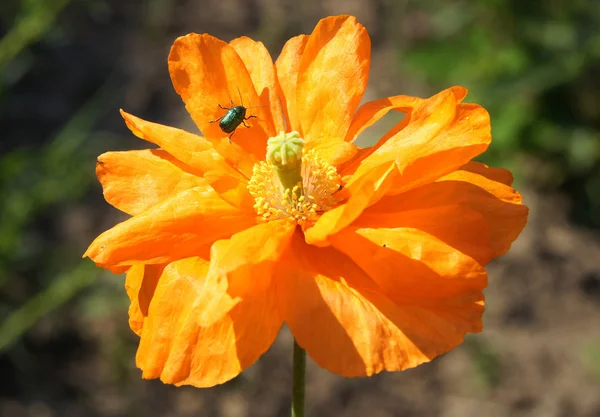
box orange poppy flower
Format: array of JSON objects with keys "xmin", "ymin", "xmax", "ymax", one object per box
[{"xmin": 85, "ymin": 15, "xmax": 528, "ymax": 387}]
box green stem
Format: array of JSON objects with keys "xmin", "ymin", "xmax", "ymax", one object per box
[{"xmin": 291, "ymin": 339, "xmax": 306, "ymax": 417}]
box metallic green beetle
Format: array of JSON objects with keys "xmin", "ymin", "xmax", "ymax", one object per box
[{"xmin": 210, "ymin": 93, "xmax": 258, "ymax": 141}]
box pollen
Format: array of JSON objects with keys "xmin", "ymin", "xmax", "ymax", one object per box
[{"xmin": 247, "ymin": 149, "xmax": 342, "ymax": 226}]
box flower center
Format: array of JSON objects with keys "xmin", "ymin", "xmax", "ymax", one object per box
[{"xmin": 248, "ymin": 131, "xmax": 341, "ymax": 226}]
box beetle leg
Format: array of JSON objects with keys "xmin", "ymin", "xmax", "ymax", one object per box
[
  {"xmin": 228, "ymin": 129, "xmax": 236, "ymax": 143},
  {"xmin": 243, "ymin": 115, "xmax": 257, "ymax": 128},
  {"xmin": 217, "ymin": 103, "xmax": 229, "ymax": 110},
  {"xmin": 209, "ymin": 116, "xmax": 224, "ymax": 123},
  {"xmin": 242, "ymin": 120, "xmax": 251, "ymax": 128}
]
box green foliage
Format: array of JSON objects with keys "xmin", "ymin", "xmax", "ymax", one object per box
[
  {"xmin": 0, "ymin": 64, "xmax": 122, "ymax": 352},
  {"xmin": 464, "ymin": 336, "xmax": 502, "ymax": 392},
  {"xmin": 0, "ymin": 0, "xmax": 72, "ymax": 70},
  {"xmin": 400, "ymin": 0, "xmax": 600, "ymax": 225},
  {"xmin": 0, "ymin": 262, "xmax": 96, "ymax": 351},
  {"xmin": 0, "ymin": 85, "xmax": 117, "ymax": 350},
  {"xmin": 582, "ymin": 340, "xmax": 600, "ymax": 380}
]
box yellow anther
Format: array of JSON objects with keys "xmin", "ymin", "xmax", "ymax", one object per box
[{"xmin": 247, "ymin": 147, "xmax": 341, "ymax": 226}]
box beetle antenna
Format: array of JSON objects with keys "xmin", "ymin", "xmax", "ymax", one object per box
[{"xmin": 237, "ymin": 87, "xmax": 243, "ymax": 107}]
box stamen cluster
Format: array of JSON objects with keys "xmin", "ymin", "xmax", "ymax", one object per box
[{"xmin": 248, "ymin": 148, "xmax": 341, "ymax": 226}]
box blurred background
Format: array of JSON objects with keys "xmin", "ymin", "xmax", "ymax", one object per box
[{"xmin": 1, "ymin": 0, "xmax": 600, "ymax": 416}]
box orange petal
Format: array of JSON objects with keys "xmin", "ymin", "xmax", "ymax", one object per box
[
  {"xmin": 196, "ymin": 219, "xmax": 297, "ymax": 328},
  {"xmin": 230, "ymin": 37, "xmax": 285, "ymax": 134},
  {"xmin": 277, "ymin": 233, "xmax": 484, "ymax": 377},
  {"xmin": 439, "ymin": 167, "xmax": 527, "ymax": 257},
  {"xmin": 367, "ymin": 164, "xmax": 528, "ymax": 260},
  {"xmin": 344, "ymin": 95, "xmax": 419, "ymax": 144},
  {"xmin": 120, "ymin": 111, "xmax": 255, "ymax": 211},
  {"xmin": 306, "ymin": 138, "xmax": 359, "ymax": 168},
  {"xmin": 206, "ymin": 218, "xmax": 297, "ymax": 297},
  {"xmin": 305, "ymin": 88, "xmax": 491, "ymax": 245},
  {"xmin": 348, "ymin": 88, "xmax": 491, "ymax": 196},
  {"xmin": 458, "ymin": 161, "xmax": 514, "ymax": 186},
  {"xmin": 275, "ymin": 35, "xmax": 308, "ymax": 133},
  {"xmin": 84, "ymin": 187, "xmax": 255, "ymax": 269},
  {"xmin": 338, "ymin": 108, "xmax": 412, "ymax": 178},
  {"xmin": 168, "ymin": 33, "xmax": 274, "ymax": 162},
  {"xmin": 125, "ymin": 263, "xmax": 165, "ymax": 335},
  {"xmin": 340, "ymin": 86, "xmax": 464, "ymax": 177},
  {"xmin": 344, "ymin": 86, "xmax": 467, "ymax": 144},
  {"xmin": 330, "ymin": 220, "xmax": 488, "ymax": 303},
  {"xmin": 340, "ymin": 87, "xmax": 468, "ymax": 175},
  {"xmin": 136, "ymin": 221, "xmax": 293, "ymax": 387},
  {"xmin": 352, "ymin": 204, "xmax": 494, "ymax": 265},
  {"xmin": 97, "ymin": 149, "xmax": 210, "ymax": 215},
  {"xmin": 296, "ymin": 15, "xmax": 370, "ymax": 165},
  {"xmin": 305, "ymin": 165, "xmax": 391, "ymax": 246},
  {"xmin": 120, "ymin": 110, "xmax": 246, "ymax": 179}
]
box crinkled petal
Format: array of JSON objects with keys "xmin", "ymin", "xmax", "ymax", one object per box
[
  {"xmin": 458, "ymin": 161, "xmax": 514, "ymax": 186},
  {"xmin": 230, "ymin": 36, "xmax": 285, "ymax": 134},
  {"xmin": 135, "ymin": 258, "xmax": 282, "ymax": 387},
  {"xmin": 296, "ymin": 15, "xmax": 370, "ymax": 165},
  {"xmin": 122, "ymin": 111, "xmax": 254, "ymax": 211},
  {"xmin": 84, "ymin": 187, "xmax": 255, "ymax": 269},
  {"xmin": 364, "ymin": 162, "xmax": 528, "ymax": 260},
  {"xmin": 275, "ymin": 35, "xmax": 308, "ymax": 133},
  {"xmin": 206, "ymin": 219, "xmax": 297, "ymax": 295},
  {"xmin": 330, "ymin": 222, "xmax": 488, "ymax": 302},
  {"xmin": 198, "ymin": 218, "xmax": 297, "ymax": 326},
  {"xmin": 136, "ymin": 219, "xmax": 294, "ymax": 387},
  {"xmin": 338, "ymin": 89, "xmax": 466, "ymax": 177},
  {"xmin": 348, "ymin": 88, "xmax": 490, "ymax": 196},
  {"xmin": 338, "ymin": 115, "xmax": 411, "ymax": 179},
  {"xmin": 276, "ymin": 232, "xmax": 484, "ymax": 377},
  {"xmin": 125, "ymin": 264, "xmax": 165, "ymax": 335},
  {"xmin": 352, "ymin": 204, "xmax": 494, "ymax": 265},
  {"xmin": 168, "ymin": 33, "xmax": 274, "ymax": 163},
  {"xmin": 368, "ymin": 163, "xmax": 527, "ymax": 259},
  {"xmin": 97, "ymin": 149, "xmax": 210, "ymax": 215},
  {"xmin": 120, "ymin": 111, "xmax": 233, "ymax": 176},
  {"xmin": 305, "ymin": 88, "xmax": 491, "ymax": 245},
  {"xmin": 305, "ymin": 165, "xmax": 390, "ymax": 246},
  {"xmin": 344, "ymin": 86, "xmax": 467, "ymax": 144}
]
